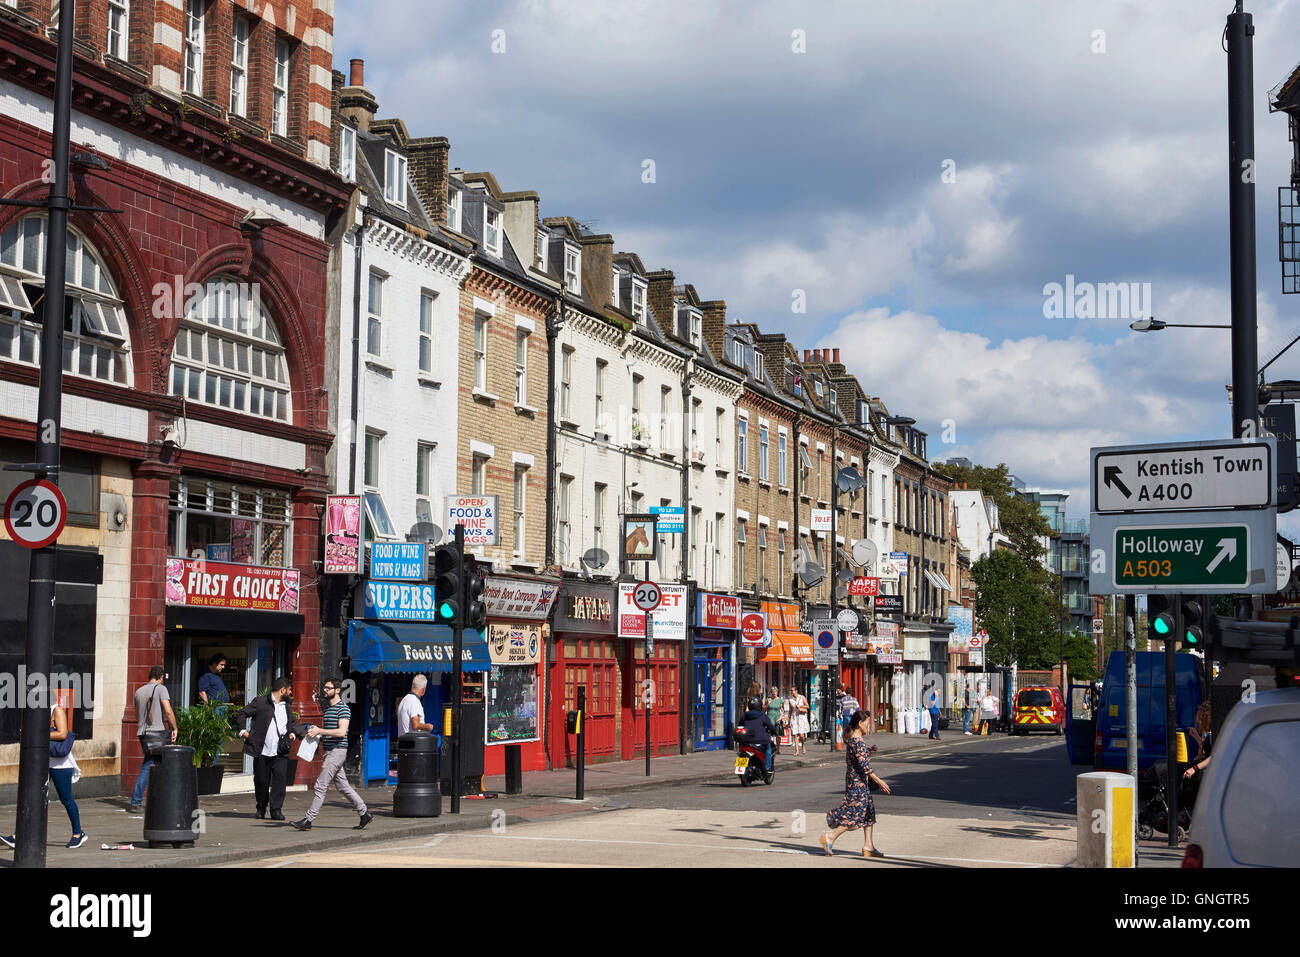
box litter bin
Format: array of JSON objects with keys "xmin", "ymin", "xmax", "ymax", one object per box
[
  {"xmin": 142, "ymin": 744, "xmax": 198, "ymax": 848},
  {"xmin": 394, "ymin": 732, "xmax": 441, "ymax": 817}
]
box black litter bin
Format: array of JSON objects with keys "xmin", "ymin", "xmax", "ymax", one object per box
[
  {"xmin": 394, "ymin": 732, "xmax": 441, "ymax": 817},
  {"xmin": 143, "ymin": 745, "xmax": 198, "ymax": 848}
]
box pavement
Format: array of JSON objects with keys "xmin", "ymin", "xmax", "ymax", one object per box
[{"xmin": 0, "ymin": 728, "xmax": 991, "ymax": 868}]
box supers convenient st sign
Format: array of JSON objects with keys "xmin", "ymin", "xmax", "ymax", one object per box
[{"xmin": 1092, "ymin": 439, "xmax": 1273, "ymax": 513}]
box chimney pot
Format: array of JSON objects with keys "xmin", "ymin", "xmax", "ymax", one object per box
[
  {"xmin": 803, "ymin": 349, "xmax": 811, "ymax": 362},
  {"xmin": 350, "ymin": 59, "xmax": 365, "ymax": 86},
  {"xmin": 833, "ymin": 348, "xmax": 840, "ymax": 363}
]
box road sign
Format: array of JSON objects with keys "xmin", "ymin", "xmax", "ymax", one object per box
[
  {"xmin": 970, "ymin": 633, "xmax": 983, "ymax": 648},
  {"xmin": 1092, "ymin": 439, "xmax": 1274, "ymax": 513},
  {"xmin": 1092, "ymin": 618, "xmax": 1105, "ymax": 635},
  {"xmin": 632, "ymin": 580, "xmax": 662, "ymax": 612},
  {"xmin": 836, "ymin": 608, "xmax": 859, "ymax": 632},
  {"xmin": 1090, "ymin": 508, "xmax": 1276, "ymax": 594},
  {"xmin": 4, "ymin": 479, "xmax": 68, "ymax": 549},
  {"xmin": 1278, "ymin": 541, "xmax": 1293, "ymax": 592},
  {"xmin": 813, "ymin": 628, "xmax": 838, "ymax": 666}
]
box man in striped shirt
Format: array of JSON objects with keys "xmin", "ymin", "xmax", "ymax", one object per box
[{"xmin": 292, "ymin": 678, "xmax": 372, "ymax": 831}]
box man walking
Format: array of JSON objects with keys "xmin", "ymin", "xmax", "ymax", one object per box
[
  {"xmin": 292, "ymin": 678, "xmax": 371, "ymax": 831},
  {"xmin": 130, "ymin": 666, "xmax": 176, "ymax": 812},
  {"xmin": 235, "ymin": 677, "xmax": 307, "ymax": 821},
  {"xmin": 397, "ymin": 674, "xmax": 436, "ymax": 734},
  {"xmin": 962, "ymin": 681, "xmax": 973, "ymax": 735}
]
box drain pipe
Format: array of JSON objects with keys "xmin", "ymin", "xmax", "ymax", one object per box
[{"xmin": 346, "ymin": 217, "xmax": 370, "ymax": 494}]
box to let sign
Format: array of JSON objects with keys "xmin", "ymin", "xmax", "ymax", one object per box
[{"xmin": 1092, "ymin": 440, "xmax": 1273, "ymax": 513}]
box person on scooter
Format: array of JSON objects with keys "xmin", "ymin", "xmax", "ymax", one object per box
[{"xmin": 742, "ymin": 697, "xmax": 778, "ymax": 773}]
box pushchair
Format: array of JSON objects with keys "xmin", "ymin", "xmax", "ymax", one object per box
[{"xmin": 1136, "ymin": 760, "xmax": 1192, "ymax": 842}]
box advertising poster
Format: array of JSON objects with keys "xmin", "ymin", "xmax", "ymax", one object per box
[
  {"xmin": 947, "ymin": 605, "xmax": 974, "ymax": 651},
  {"xmin": 485, "ymin": 664, "xmax": 540, "ymax": 745},
  {"xmin": 617, "ymin": 582, "xmax": 686, "ymax": 640},
  {"xmin": 325, "ymin": 494, "xmax": 362, "ymax": 574},
  {"xmin": 230, "ymin": 519, "xmax": 255, "ymax": 564}
]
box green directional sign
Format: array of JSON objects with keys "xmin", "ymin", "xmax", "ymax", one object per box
[{"xmin": 1113, "ymin": 525, "xmax": 1249, "ymax": 589}]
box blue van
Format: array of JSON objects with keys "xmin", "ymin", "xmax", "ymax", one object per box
[{"xmin": 1065, "ymin": 651, "xmax": 1203, "ymax": 772}]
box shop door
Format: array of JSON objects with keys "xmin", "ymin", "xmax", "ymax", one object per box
[
  {"xmin": 557, "ymin": 638, "xmax": 617, "ymax": 764},
  {"xmin": 693, "ymin": 645, "xmax": 730, "ymax": 750},
  {"xmin": 362, "ymin": 674, "xmax": 390, "ymax": 786},
  {"xmin": 627, "ymin": 642, "xmax": 680, "ymax": 758}
]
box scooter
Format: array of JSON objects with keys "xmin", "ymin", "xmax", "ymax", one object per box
[{"xmin": 733, "ymin": 726, "xmax": 775, "ymax": 786}]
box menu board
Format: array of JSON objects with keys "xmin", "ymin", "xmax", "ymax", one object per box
[{"xmin": 485, "ymin": 664, "xmax": 539, "ymax": 745}]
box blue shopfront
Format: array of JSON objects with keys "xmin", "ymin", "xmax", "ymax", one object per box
[
  {"xmin": 692, "ymin": 592, "xmax": 741, "ymax": 751},
  {"xmin": 347, "ymin": 580, "xmax": 491, "ymax": 786}
]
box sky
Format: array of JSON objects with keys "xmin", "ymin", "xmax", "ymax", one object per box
[{"xmin": 335, "ymin": 0, "xmax": 1300, "ymax": 531}]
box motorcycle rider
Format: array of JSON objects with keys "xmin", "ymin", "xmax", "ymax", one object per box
[{"xmin": 742, "ymin": 697, "xmax": 778, "ymax": 773}]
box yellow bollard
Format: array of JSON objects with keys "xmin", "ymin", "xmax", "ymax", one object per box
[
  {"xmin": 1077, "ymin": 772, "xmax": 1137, "ymax": 867},
  {"xmin": 443, "ymin": 706, "xmax": 453, "ymax": 737}
]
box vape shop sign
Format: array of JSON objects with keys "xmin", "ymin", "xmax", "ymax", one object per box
[{"xmin": 166, "ymin": 558, "xmax": 300, "ymax": 613}]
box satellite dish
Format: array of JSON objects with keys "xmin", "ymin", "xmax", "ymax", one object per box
[
  {"xmin": 582, "ymin": 548, "xmax": 610, "ymax": 570},
  {"xmin": 798, "ymin": 561, "xmax": 826, "ymax": 589},
  {"xmin": 836, "ymin": 466, "xmax": 865, "ymax": 494},
  {"xmin": 851, "ymin": 539, "xmax": 878, "ymax": 568},
  {"xmin": 836, "ymin": 567, "xmax": 854, "ymax": 583},
  {"xmin": 407, "ymin": 522, "xmax": 443, "ymax": 544},
  {"xmin": 835, "ymin": 583, "xmax": 849, "ymax": 600}
]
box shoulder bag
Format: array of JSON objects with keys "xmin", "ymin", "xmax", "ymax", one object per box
[
  {"xmin": 141, "ymin": 686, "xmax": 170, "ymax": 756},
  {"xmin": 49, "ymin": 717, "xmax": 75, "ymax": 758},
  {"xmin": 275, "ymin": 705, "xmax": 293, "ymax": 759}
]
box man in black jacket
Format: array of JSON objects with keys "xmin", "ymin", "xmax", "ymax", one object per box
[
  {"xmin": 742, "ymin": 698, "xmax": 778, "ymax": 773},
  {"xmin": 235, "ymin": 677, "xmax": 309, "ymax": 820}
]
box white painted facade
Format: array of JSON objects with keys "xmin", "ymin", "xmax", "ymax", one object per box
[
  {"xmin": 865, "ymin": 444, "xmax": 899, "ymax": 594},
  {"xmin": 333, "ymin": 209, "xmax": 471, "ymax": 540}
]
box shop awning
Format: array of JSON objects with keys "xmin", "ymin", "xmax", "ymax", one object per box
[
  {"xmin": 933, "ymin": 570, "xmax": 954, "ymax": 591},
  {"xmin": 923, "ymin": 569, "xmax": 947, "ymax": 590},
  {"xmin": 347, "ymin": 620, "xmax": 490, "ymax": 673},
  {"xmin": 758, "ymin": 629, "xmax": 814, "ymax": 663}
]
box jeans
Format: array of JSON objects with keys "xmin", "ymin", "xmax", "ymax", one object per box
[
  {"xmin": 49, "ymin": 767, "xmax": 81, "ymax": 835},
  {"xmin": 253, "ymin": 754, "xmax": 290, "ymax": 812},
  {"xmin": 305, "ymin": 748, "xmax": 367, "ymax": 822},
  {"xmin": 758, "ymin": 740, "xmax": 773, "ymax": 772},
  {"xmin": 131, "ymin": 735, "xmax": 155, "ymax": 805},
  {"xmin": 928, "ymin": 713, "xmax": 941, "ymax": 739},
  {"xmin": 962, "ymin": 708, "xmax": 972, "ymax": 732}
]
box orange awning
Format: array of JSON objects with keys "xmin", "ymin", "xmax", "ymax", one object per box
[{"xmin": 759, "ymin": 629, "xmax": 814, "ymax": 663}]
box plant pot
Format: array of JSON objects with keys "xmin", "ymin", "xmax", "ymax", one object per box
[{"xmin": 195, "ymin": 765, "xmax": 225, "ymax": 796}]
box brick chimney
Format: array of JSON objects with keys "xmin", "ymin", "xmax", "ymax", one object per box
[
  {"xmin": 582, "ymin": 234, "xmax": 616, "ymax": 311},
  {"xmin": 339, "ymin": 58, "xmax": 378, "ymax": 133},
  {"xmin": 803, "ymin": 349, "xmax": 811, "ymax": 362},
  {"xmin": 833, "ymin": 348, "xmax": 840, "ymax": 364},
  {"xmin": 699, "ymin": 298, "xmax": 727, "ymax": 361},
  {"xmin": 647, "ymin": 270, "xmax": 676, "ymax": 333},
  {"xmin": 407, "ymin": 136, "xmax": 452, "ymax": 225}
]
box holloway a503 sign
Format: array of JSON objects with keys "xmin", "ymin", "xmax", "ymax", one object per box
[{"xmin": 166, "ymin": 558, "xmax": 300, "ymax": 613}]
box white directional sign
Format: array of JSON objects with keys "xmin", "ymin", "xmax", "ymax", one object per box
[{"xmin": 1093, "ymin": 439, "xmax": 1273, "ymax": 513}]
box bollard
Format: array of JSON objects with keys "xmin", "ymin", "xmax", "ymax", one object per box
[
  {"xmin": 1076, "ymin": 771, "xmax": 1136, "ymax": 868},
  {"xmin": 504, "ymin": 743, "xmax": 522, "ymax": 795}
]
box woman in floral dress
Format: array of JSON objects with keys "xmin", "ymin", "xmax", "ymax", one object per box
[{"xmin": 820, "ymin": 710, "xmax": 890, "ymax": 857}]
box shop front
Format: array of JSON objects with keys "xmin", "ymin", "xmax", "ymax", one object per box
[
  {"xmin": 346, "ymin": 579, "xmax": 491, "ymax": 786},
  {"xmin": 756, "ymin": 600, "xmax": 813, "ymax": 743},
  {"xmin": 617, "ymin": 582, "xmax": 684, "ymax": 759},
  {"xmin": 550, "ymin": 582, "xmax": 619, "ymax": 767},
  {"xmin": 692, "ymin": 592, "xmax": 741, "ymax": 751},
  {"xmin": 163, "ymin": 480, "xmax": 306, "ymax": 786},
  {"xmin": 869, "ymin": 620, "xmax": 901, "ymax": 732},
  {"xmin": 481, "ymin": 575, "xmax": 558, "ymax": 775},
  {"xmin": 840, "ymin": 620, "xmax": 871, "ymax": 720}
]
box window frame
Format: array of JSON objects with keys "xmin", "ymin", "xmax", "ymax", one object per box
[
  {"xmin": 184, "ymin": 0, "xmax": 204, "ymax": 95},
  {"xmin": 564, "ymin": 245, "xmax": 581, "ymax": 294},
  {"xmin": 363, "ymin": 429, "xmax": 383, "ymax": 490},
  {"xmin": 272, "ymin": 37, "xmax": 291, "ymax": 137},
  {"xmin": 513, "ymin": 465, "xmax": 527, "ymax": 558},
  {"xmin": 473, "ymin": 311, "xmax": 489, "ymax": 391},
  {"xmin": 446, "ymin": 189, "xmax": 461, "ymax": 232},
  {"xmin": 758, "ymin": 424, "xmax": 769, "ymax": 481},
  {"xmin": 631, "ymin": 279, "xmax": 646, "ymax": 321},
  {"xmin": 485, "ymin": 206, "xmax": 503, "ymax": 257},
  {"xmin": 366, "ymin": 270, "xmax": 384, "ymax": 357},
  {"xmin": 515, "ymin": 328, "xmax": 529, "ymax": 405},
  {"xmin": 418, "ymin": 290, "xmax": 435, "ymax": 374},
  {"xmin": 338, "ymin": 124, "xmax": 356, "ymax": 182},
  {"xmin": 229, "ymin": 15, "xmax": 248, "ymax": 116},
  {"xmin": 107, "ymin": 0, "xmax": 129, "ymax": 62},
  {"xmin": 384, "ymin": 150, "xmax": 408, "ymax": 208}
]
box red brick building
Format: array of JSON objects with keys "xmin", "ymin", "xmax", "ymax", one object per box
[{"xmin": 0, "ymin": 0, "xmax": 348, "ymax": 798}]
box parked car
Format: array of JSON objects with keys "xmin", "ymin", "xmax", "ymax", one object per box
[
  {"xmin": 1182, "ymin": 684, "xmax": 1300, "ymax": 867},
  {"xmin": 1010, "ymin": 686, "xmax": 1065, "ymax": 735}
]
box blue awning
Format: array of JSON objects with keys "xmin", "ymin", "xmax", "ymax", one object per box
[{"xmin": 346, "ymin": 620, "xmax": 490, "ymax": 674}]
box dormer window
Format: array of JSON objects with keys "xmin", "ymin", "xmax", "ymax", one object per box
[
  {"xmin": 631, "ymin": 280, "xmax": 646, "ymax": 322},
  {"xmin": 446, "ymin": 189, "xmax": 461, "ymax": 232},
  {"xmin": 753, "ymin": 352, "xmax": 764, "ymax": 380},
  {"xmin": 536, "ymin": 230, "xmax": 548, "ymax": 271},
  {"xmin": 564, "ymin": 245, "xmax": 580, "ymax": 294},
  {"xmin": 858, "ymin": 399, "xmax": 869, "ymax": 424},
  {"xmin": 731, "ymin": 339, "xmax": 744, "ymax": 367},
  {"xmin": 612, "ymin": 267, "xmax": 623, "ymax": 309},
  {"xmin": 690, "ymin": 311, "xmax": 701, "ymax": 348},
  {"xmin": 484, "ymin": 207, "xmax": 503, "ymax": 257},
  {"xmin": 338, "ymin": 125, "xmax": 356, "ymax": 182},
  {"xmin": 384, "ymin": 150, "xmax": 407, "ymax": 208},
  {"xmin": 814, "ymin": 379, "xmax": 824, "ymax": 398},
  {"xmin": 829, "ymin": 388, "xmax": 837, "ymax": 412}
]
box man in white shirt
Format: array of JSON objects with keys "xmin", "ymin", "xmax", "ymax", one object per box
[{"xmin": 397, "ymin": 674, "xmax": 436, "ymax": 734}]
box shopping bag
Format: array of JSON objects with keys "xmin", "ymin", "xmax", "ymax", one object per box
[{"xmin": 296, "ymin": 736, "xmax": 318, "ymax": 763}]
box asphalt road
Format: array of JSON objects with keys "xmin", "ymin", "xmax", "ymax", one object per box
[{"xmin": 238, "ymin": 733, "xmax": 1082, "ymax": 868}]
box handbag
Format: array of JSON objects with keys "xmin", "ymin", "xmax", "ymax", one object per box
[
  {"xmin": 49, "ymin": 721, "xmax": 75, "ymax": 759},
  {"xmin": 797, "ymin": 695, "xmax": 809, "ymax": 715},
  {"xmin": 141, "ymin": 686, "xmax": 169, "ymax": 756},
  {"xmin": 275, "ymin": 706, "xmax": 293, "ymax": 759}
]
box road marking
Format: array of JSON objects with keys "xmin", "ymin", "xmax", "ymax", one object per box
[
  {"xmin": 264, "ymin": 857, "xmax": 298, "ymax": 868},
  {"xmin": 425, "ymin": 835, "xmax": 448, "ymax": 847}
]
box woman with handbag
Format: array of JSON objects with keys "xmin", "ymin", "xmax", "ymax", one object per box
[
  {"xmin": 789, "ymin": 685, "xmax": 811, "ymax": 756},
  {"xmin": 130, "ymin": 666, "xmax": 177, "ymax": 812},
  {"xmin": 2, "ymin": 699, "xmax": 86, "ymax": 851}
]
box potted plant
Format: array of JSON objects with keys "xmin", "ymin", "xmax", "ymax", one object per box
[{"xmin": 174, "ymin": 699, "xmax": 237, "ymax": 795}]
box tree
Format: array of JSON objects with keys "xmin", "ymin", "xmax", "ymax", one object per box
[
  {"xmin": 1063, "ymin": 629, "xmax": 1100, "ymax": 682},
  {"xmin": 970, "ymin": 549, "xmax": 1059, "ymax": 669},
  {"xmin": 932, "ymin": 460, "xmax": 1054, "ymax": 562}
]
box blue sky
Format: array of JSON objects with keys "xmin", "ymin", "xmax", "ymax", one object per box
[{"xmin": 335, "ymin": 0, "xmax": 1300, "ymax": 529}]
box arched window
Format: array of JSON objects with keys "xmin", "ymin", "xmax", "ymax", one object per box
[
  {"xmin": 170, "ymin": 277, "xmax": 291, "ymax": 421},
  {"xmin": 0, "ymin": 215, "xmax": 132, "ymax": 385}
]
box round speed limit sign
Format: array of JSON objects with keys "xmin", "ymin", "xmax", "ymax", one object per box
[
  {"xmin": 4, "ymin": 478, "xmax": 68, "ymax": 549},
  {"xmin": 632, "ymin": 580, "xmax": 662, "ymax": 612}
]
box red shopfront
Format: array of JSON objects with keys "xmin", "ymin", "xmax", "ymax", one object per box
[{"xmin": 481, "ymin": 576, "xmax": 558, "ymax": 775}]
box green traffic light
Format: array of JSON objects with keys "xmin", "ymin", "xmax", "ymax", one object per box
[
  {"xmin": 1153, "ymin": 614, "xmax": 1172, "ymax": 635},
  {"xmin": 1185, "ymin": 629, "xmax": 1200, "ymax": 645},
  {"xmin": 439, "ymin": 602, "xmax": 455, "ymax": 620}
]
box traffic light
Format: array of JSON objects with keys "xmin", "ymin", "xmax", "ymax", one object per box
[
  {"xmin": 1148, "ymin": 593, "xmax": 1175, "ymax": 645},
  {"xmin": 1181, "ymin": 597, "xmax": 1203, "ymax": 647},
  {"xmin": 433, "ymin": 544, "xmax": 462, "ymax": 625},
  {"xmin": 463, "ymin": 553, "xmax": 487, "ymax": 631}
]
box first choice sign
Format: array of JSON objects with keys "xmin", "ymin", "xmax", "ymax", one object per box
[{"xmin": 1092, "ymin": 439, "xmax": 1274, "ymax": 513}]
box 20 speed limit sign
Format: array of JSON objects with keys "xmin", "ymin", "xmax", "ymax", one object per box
[
  {"xmin": 4, "ymin": 479, "xmax": 68, "ymax": 549},
  {"xmin": 632, "ymin": 580, "xmax": 662, "ymax": 612}
]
